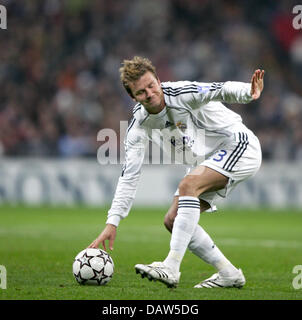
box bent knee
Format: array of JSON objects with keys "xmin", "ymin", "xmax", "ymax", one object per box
[{"xmin": 178, "ymin": 176, "xmax": 197, "ymax": 196}]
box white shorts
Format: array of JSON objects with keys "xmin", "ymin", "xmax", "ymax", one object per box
[{"xmin": 174, "ymin": 128, "xmax": 262, "ymax": 211}]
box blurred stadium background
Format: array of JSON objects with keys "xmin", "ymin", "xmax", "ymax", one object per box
[{"xmin": 0, "ymin": 0, "xmax": 302, "ymax": 208}]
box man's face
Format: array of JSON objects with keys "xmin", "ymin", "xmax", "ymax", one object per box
[{"xmin": 128, "ymin": 71, "xmax": 165, "ymax": 114}]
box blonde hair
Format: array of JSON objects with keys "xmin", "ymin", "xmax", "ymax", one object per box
[{"xmin": 119, "ymin": 56, "xmax": 157, "ymax": 98}]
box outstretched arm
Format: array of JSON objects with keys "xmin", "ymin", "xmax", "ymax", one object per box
[
  {"xmin": 250, "ymin": 69, "xmax": 265, "ymax": 100},
  {"xmin": 88, "ymin": 122, "xmax": 147, "ymax": 251},
  {"xmin": 193, "ymin": 69, "xmax": 265, "ymax": 106}
]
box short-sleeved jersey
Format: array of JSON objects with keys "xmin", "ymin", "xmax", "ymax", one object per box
[{"xmin": 106, "ymin": 80, "xmax": 253, "ymax": 226}]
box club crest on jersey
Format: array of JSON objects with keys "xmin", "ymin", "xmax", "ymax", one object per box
[{"xmin": 176, "ymin": 121, "xmax": 187, "ymax": 131}]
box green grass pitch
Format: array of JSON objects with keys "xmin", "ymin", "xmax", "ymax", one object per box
[{"xmin": 0, "ymin": 205, "xmax": 301, "ymax": 300}]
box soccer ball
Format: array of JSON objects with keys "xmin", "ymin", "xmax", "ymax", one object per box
[{"xmin": 72, "ymin": 248, "xmax": 114, "ymax": 285}]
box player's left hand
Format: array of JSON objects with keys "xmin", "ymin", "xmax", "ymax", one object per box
[{"xmin": 250, "ymin": 69, "xmax": 265, "ymax": 100}]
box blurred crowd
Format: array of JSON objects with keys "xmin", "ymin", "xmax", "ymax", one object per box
[{"xmin": 0, "ymin": 0, "xmax": 301, "ymax": 160}]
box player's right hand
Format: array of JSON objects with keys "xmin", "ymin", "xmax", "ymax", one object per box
[{"xmin": 88, "ymin": 224, "xmax": 117, "ymax": 252}]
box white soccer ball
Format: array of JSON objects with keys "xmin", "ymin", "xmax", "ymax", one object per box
[{"xmin": 72, "ymin": 248, "xmax": 114, "ymax": 285}]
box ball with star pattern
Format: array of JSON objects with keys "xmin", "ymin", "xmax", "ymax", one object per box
[{"xmin": 72, "ymin": 248, "xmax": 114, "ymax": 285}]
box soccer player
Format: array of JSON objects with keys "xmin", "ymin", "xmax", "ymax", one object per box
[{"xmin": 89, "ymin": 56, "xmax": 264, "ymax": 289}]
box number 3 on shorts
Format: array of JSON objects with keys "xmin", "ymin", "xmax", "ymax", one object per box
[{"xmin": 213, "ymin": 150, "xmax": 227, "ymax": 162}]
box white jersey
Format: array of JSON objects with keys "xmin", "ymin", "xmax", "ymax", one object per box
[{"xmin": 106, "ymin": 80, "xmax": 254, "ymax": 226}]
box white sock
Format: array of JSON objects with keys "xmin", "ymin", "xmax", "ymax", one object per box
[
  {"xmin": 188, "ymin": 224, "xmax": 238, "ymax": 276},
  {"xmin": 164, "ymin": 196, "xmax": 200, "ymax": 274}
]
